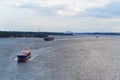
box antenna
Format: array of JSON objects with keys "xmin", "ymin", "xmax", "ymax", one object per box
[{"xmin": 38, "ymin": 29, "xmax": 40, "ymax": 32}]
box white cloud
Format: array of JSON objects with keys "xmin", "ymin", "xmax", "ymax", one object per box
[
  {"xmin": 2, "ymin": 0, "xmax": 120, "ymax": 17},
  {"xmin": 13, "ymin": 0, "xmax": 119, "ymax": 16},
  {"xmin": 56, "ymin": 10, "xmax": 78, "ymax": 16},
  {"xmin": 1, "ymin": 0, "xmax": 120, "ymax": 32}
]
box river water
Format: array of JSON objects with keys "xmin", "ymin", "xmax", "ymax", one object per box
[{"xmin": 0, "ymin": 36, "xmax": 120, "ymax": 80}]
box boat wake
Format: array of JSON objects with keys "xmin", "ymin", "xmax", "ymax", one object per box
[
  {"xmin": 14, "ymin": 47, "xmax": 54, "ymax": 62},
  {"xmin": 28, "ymin": 55, "xmax": 37, "ymax": 61},
  {"xmin": 14, "ymin": 57, "xmax": 17, "ymax": 61}
]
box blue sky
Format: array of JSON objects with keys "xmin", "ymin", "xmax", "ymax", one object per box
[{"xmin": 0, "ymin": 0, "xmax": 120, "ymax": 32}]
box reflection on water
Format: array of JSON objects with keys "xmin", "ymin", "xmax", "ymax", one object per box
[{"xmin": 0, "ymin": 36, "xmax": 120, "ymax": 80}]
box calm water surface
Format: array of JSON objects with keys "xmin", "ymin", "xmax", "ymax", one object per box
[{"xmin": 0, "ymin": 36, "xmax": 120, "ymax": 80}]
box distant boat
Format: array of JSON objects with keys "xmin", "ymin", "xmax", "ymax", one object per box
[
  {"xmin": 44, "ymin": 35, "xmax": 54, "ymax": 41},
  {"xmin": 17, "ymin": 48, "xmax": 31, "ymax": 62},
  {"xmin": 96, "ymin": 35, "xmax": 99, "ymax": 38}
]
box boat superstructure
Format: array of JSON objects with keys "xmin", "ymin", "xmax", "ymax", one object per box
[{"xmin": 44, "ymin": 35, "xmax": 54, "ymax": 41}]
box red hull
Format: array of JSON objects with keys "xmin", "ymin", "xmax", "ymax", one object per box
[
  {"xmin": 17, "ymin": 53, "xmax": 31, "ymax": 62},
  {"xmin": 17, "ymin": 48, "xmax": 31, "ymax": 62}
]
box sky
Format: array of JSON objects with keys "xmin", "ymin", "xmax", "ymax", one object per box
[{"xmin": 0, "ymin": 0, "xmax": 120, "ymax": 32}]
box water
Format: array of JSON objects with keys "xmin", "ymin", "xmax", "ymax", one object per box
[{"xmin": 0, "ymin": 36, "xmax": 120, "ymax": 80}]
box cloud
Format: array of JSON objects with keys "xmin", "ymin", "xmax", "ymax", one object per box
[
  {"xmin": 1, "ymin": 0, "xmax": 120, "ymax": 32},
  {"xmin": 85, "ymin": 1, "xmax": 120, "ymax": 18},
  {"xmin": 13, "ymin": 0, "xmax": 116, "ymax": 16},
  {"xmin": 2, "ymin": 0, "xmax": 120, "ymax": 17}
]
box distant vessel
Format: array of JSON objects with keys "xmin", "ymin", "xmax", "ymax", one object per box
[
  {"xmin": 17, "ymin": 48, "xmax": 31, "ymax": 62},
  {"xmin": 96, "ymin": 35, "xmax": 99, "ymax": 38},
  {"xmin": 44, "ymin": 35, "xmax": 54, "ymax": 41}
]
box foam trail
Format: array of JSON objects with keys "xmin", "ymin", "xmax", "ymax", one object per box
[
  {"xmin": 14, "ymin": 57, "xmax": 17, "ymax": 61},
  {"xmin": 29, "ymin": 55, "xmax": 37, "ymax": 61},
  {"xmin": 14, "ymin": 47, "xmax": 54, "ymax": 62}
]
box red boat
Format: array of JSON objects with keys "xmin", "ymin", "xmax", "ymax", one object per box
[
  {"xmin": 44, "ymin": 35, "xmax": 54, "ymax": 41},
  {"xmin": 17, "ymin": 48, "xmax": 31, "ymax": 62}
]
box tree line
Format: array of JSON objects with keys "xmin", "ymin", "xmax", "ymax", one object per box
[{"xmin": 0, "ymin": 31, "xmax": 73, "ymax": 38}]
